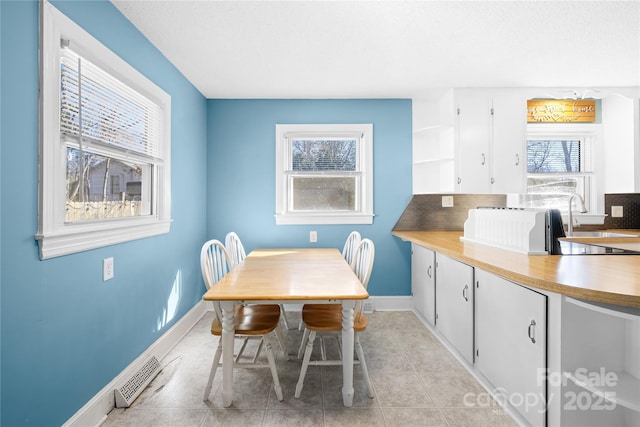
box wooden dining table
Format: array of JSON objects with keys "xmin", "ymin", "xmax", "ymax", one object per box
[{"xmin": 202, "ymin": 247, "xmax": 369, "ymax": 407}]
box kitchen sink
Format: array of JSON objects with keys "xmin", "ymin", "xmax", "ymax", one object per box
[
  {"xmin": 565, "ymin": 231, "xmax": 639, "ymax": 238},
  {"xmin": 558, "ymin": 240, "xmax": 640, "ymax": 255}
]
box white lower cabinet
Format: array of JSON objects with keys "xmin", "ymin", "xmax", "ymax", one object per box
[
  {"xmin": 411, "ymin": 244, "xmax": 436, "ymax": 324},
  {"xmin": 435, "ymin": 253, "xmax": 474, "ymax": 363},
  {"xmin": 475, "ymin": 269, "xmax": 547, "ymax": 427},
  {"xmin": 410, "ymin": 243, "xmax": 640, "ymax": 426}
]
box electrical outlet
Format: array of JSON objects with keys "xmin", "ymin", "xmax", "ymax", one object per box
[
  {"xmin": 442, "ymin": 195, "xmax": 454, "ymax": 207},
  {"xmin": 309, "ymin": 231, "xmax": 317, "ymax": 243},
  {"xmin": 103, "ymin": 257, "xmax": 114, "ymax": 281},
  {"xmin": 611, "ymin": 206, "xmax": 624, "ymax": 218}
]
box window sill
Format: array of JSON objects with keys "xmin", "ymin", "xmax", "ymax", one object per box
[
  {"xmin": 35, "ymin": 218, "xmax": 172, "ymax": 259},
  {"xmin": 275, "ymin": 213, "xmax": 374, "ymax": 225}
]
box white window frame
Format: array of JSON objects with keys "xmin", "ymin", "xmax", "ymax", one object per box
[
  {"xmin": 526, "ymin": 124, "xmax": 602, "ymax": 214},
  {"xmin": 275, "ymin": 124, "xmax": 374, "ymax": 225},
  {"xmin": 36, "ymin": 1, "xmax": 171, "ymax": 259}
]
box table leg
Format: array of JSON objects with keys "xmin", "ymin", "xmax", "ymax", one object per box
[
  {"xmin": 341, "ymin": 300, "xmax": 356, "ymax": 407},
  {"xmin": 220, "ymin": 301, "xmax": 235, "ymax": 407}
]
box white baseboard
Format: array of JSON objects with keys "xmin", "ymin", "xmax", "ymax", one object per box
[
  {"xmin": 63, "ymin": 300, "xmax": 208, "ymax": 427},
  {"xmin": 367, "ymin": 295, "xmax": 413, "ymax": 311}
]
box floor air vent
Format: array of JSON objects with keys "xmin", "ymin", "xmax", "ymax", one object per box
[
  {"xmin": 114, "ymin": 355, "xmax": 161, "ymax": 407},
  {"xmin": 362, "ymin": 300, "xmax": 374, "ymax": 314}
]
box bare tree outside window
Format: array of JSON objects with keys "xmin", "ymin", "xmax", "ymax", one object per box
[
  {"xmin": 527, "ymin": 140, "xmax": 579, "ymax": 173},
  {"xmin": 292, "ymin": 139, "xmax": 356, "ymax": 171},
  {"xmin": 65, "ymin": 148, "xmax": 146, "ymax": 220}
]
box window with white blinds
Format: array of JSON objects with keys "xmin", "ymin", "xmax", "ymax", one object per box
[
  {"xmin": 275, "ymin": 124, "xmax": 373, "ymax": 225},
  {"xmin": 59, "ymin": 47, "xmax": 162, "ymax": 160},
  {"xmin": 527, "ymin": 139, "xmax": 586, "ymax": 173},
  {"xmin": 37, "ymin": 1, "xmax": 171, "ymax": 259},
  {"xmin": 525, "ymin": 128, "xmax": 596, "ymax": 213}
]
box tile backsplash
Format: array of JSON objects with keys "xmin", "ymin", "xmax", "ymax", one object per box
[
  {"xmin": 393, "ymin": 193, "xmax": 639, "ymax": 231},
  {"xmin": 393, "ymin": 194, "xmax": 507, "ymax": 231},
  {"xmin": 604, "ymin": 193, "xmax": 640, "ymax": 229}
]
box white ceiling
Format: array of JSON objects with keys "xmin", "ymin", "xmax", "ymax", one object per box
[{"xmin": 111, "ymin": 0, "xmax": 640, "ymax": 99}]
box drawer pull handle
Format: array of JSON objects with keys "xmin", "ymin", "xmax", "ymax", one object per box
[{"xmin": 528, "ymin": 320, "xmax": 536, "ymax": 343}]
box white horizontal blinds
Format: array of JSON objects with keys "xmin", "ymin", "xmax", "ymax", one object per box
[
  {"xmin": 287, "ymin": 134, "xmax": 361, "ymax": 173},
  {"xmin": 59, "ymin": 44, "xmax": 161, "ymax": 159},
  {"xmin": 526, "ymin": 139, "xmax": 582, "ymax": 173}
]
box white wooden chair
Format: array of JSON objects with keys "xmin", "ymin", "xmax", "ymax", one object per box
[
  {"xmin": 294, "ymin": 238, "xmax": 375, "ymax": 399},
  {"xmin": 224, "ymin": 231, "xmax": 246, "ymax": 267},
  {"xmin": 225, "ymin": 231, "xmax": 294, "ymax": 331},
  {"xmin": 297, "ymin": 230, "xmax": 362, "ymax": 349},
  {"xmin": 342, "ymin": 230, "xmax": 361, "ymax": 265},
  {"xmin": 200, "ymin": 239, "xmax": 284, "ymax": 402}
]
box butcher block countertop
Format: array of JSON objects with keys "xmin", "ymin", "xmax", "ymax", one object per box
[{"xmin": 392, "ymin": 230, "xmax": 640, "ymax": 308}]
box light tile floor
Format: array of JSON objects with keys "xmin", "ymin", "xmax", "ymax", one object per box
[{"xmin": 103, "ymin": 311, "xmax": 517, "ymax": 427}]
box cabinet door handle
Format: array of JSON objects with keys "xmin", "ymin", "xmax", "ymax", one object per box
[
  {"xmin": 528, "ymin": 320, "xmax": 536, "ymax": 343},
  {"xmin": 462, "ymin": 284, "xmax": 469, "ymax": 302},
  {"xmin": 481, "ymin": 153, "xmax": 486, "ymax": 165},
  {"xmin": 515, "ymin": 153, "xmax": 520, "ymax": 166},
  {"xmin": 457, "ymin": 177, "xmax": 461, "ymax": 184},
  {"xmin": 427, "ymin": 265, "xmax": 432, "ymax": 278},
  {"xmin": 490, "ymin": 177, "xmax": 495, "ymax": 184}
]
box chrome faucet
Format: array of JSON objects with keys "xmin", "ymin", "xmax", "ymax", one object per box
[{"xmin": 567, "ymin": 194, "xmax": 587, "ymax": 236}]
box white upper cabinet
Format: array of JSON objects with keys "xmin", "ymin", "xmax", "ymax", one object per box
[
  {"xmin": 490, "ymin": 89, "xmax": 528, "ymax": 193},
  {"xmin": 412, "ymin": 88, "xmax": 527, "ymax": 194},
  {"xmin": 455, "ymin": 89, "xmax": 493, "ymax": 193}
]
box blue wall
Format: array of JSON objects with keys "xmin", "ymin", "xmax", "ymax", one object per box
[
  {"xmin": 0, "ymin": 1, "xmax": 208, "ymax": 425},
  {"xmin": 0, "ymin": 2, "xmax": 413, "ymax": 425},
  {"xmin": 206, "ymin": 99, "xmax": 412, "ymax": 297}
]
